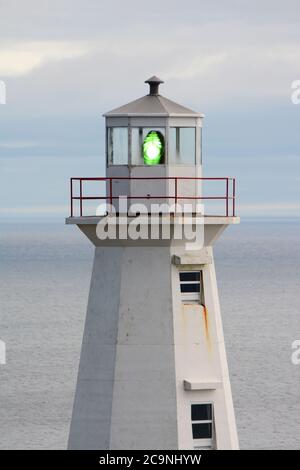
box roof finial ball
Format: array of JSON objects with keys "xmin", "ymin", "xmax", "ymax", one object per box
[{"xmin": 145, "ymin": 75, "xmax": 164, "ymax": 96}]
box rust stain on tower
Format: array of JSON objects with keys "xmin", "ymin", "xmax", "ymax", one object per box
[{"xmin": 202, "ymin": 304, "xmax": 212, "ymax": 349}]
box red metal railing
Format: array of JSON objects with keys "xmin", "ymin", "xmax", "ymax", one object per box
[{"xmin": 70, "ymin": 177, "xmax": 236, "ymax": 217}]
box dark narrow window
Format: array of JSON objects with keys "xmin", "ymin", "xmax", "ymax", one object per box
[
  {"xmin": 191, "ymin": 403, "xmax": 212, "ymax": 422},
  {"xmin": 179, "ymin": 271, "xmax": 202, "ymax": 303},
  {"xmin": 191, "ymin": 403, "xmax": 214, "ymax": 449},
  {"xmin": 192, "ymin": 423, "xmax": 212, "ymax": 439}
]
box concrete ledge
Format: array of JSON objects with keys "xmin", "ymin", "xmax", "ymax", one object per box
[
  {"xmin": 65, "ymin": 215, "xmax": 240, "ymax": 226},
  {"xmin": 172, "ymin": 251, "xmax": 212, "ymax": 266},
  {"xmin": 183, "ymin": 380, "xmax": 222, "ymax": 391}
]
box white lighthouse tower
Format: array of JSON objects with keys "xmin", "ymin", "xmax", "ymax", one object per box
[{"xmin": 66, "ymin": 76, "xmax": 239, "ymax": 450}]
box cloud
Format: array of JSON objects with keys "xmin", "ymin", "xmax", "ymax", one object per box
[
  {"xmin": 0, "ymin": 1, "xmax": 299, "ymax": 218},
  {"xmin": 0, "ymin": 41, "xmax": 89, "ymax": 77},
  {"xmin": 164, "ymin": 53, "xmax": 228, "ymax": 80}
]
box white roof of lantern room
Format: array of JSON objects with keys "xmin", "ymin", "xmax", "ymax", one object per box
[{"xmin": 103, "ymin": 76, "xmax": 204, "ymax": 118}]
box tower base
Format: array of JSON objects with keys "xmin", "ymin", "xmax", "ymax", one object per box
[{"xmin": 67, "ymin": 216, "xmax": 239, "ymax": 450}]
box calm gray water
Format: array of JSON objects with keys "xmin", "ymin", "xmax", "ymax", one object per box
[{"xmin": 0, "ymin": 220, "xmax": 300, "ymax": 449}]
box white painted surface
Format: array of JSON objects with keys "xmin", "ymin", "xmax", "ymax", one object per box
[
  {"xmin": 68, "ymin": 222, "xmax": 239, "ymax": 450},
  {"xmin": 0, "ymin": 340, "xmax": 6, "ymax": 365}
]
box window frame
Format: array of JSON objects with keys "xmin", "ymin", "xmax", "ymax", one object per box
[
  {"xmin": 179, "ymin": 270, "xmax": 203, "ymax": 304},
  {"xmin": 169, "ymin": 127, "xmax": 196, "ymax": 165},
  {"xmin": 191, "ymin": 402, "xmax": 214, "ymax": 450},
  {"xmin": 107, "ymin": 126, "xmax": 129, "ymax": 166}
]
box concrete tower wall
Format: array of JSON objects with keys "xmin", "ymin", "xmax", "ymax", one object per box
[
  {"xmin": 110, "ymin": 246, "xmax": 178, "ymax": 449},
  {"xmin": 69, "ymin": 246, "xmax": 178, "ymax": 450},
  {"xmin": 68, "ymin": 247, "xmax": 123, "ymax": 449},
  {"xmin": 68, "ymin": 221, "xmax": 239, "ymax": 450},
  {"xmin": 171, "ymin": 248, "xmax": 238, "ymax": 449}
]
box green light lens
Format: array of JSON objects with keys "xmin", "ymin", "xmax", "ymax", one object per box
[{"xmin": 143, "ymin": 131, "xmax": 164, "ymax": 165}]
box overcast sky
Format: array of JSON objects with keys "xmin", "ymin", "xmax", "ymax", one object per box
[{"xmin": 0, "ymin": 0, "xmax": 300, "ymax": 219}]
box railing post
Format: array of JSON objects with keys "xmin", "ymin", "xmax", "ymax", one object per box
[
  {"xmin": 109, "ymin": 178, "xmax": 113, "ymax": 208},
  {"xmin": 226, "ymin": 178, "xmax": 229, "ymax": 217},
  {"xmin": 175, "ymin": 177, "xmax": 178, "ymax": 206},
  {"xmin": 233, "ymin": 178, "xmax": 236, "ymax": 217},
  {"xmin": 70, "ymin": 178, "xmax": 73, "ymax": 217},
  {"xmin": 80, "ymin": 179, "xmax": 83, "ymax": 217}
]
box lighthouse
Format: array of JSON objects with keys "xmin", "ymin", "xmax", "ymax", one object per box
[{"xmin": 66, "ymin": 76, "xmax": 239, "ymax": 450}]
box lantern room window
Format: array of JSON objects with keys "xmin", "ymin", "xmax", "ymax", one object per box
[
  {"xmin": 107, "ymin": 125, "xmax": 199, "ymax": 166},
  {"xmin": 107, "ymin": 127, "xmax": 128, "ymax": 165},
  {"xmin": 131, "ymin": 127, "xmax": 165, "ymax": 165},
  {"xmin": 169, "ymin": 127, "xmax": 196, "ymax": 164}
]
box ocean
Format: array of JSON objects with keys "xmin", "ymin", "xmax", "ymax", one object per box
[{"xmin": 0, "ymin": 220, "xmax": 299, "ymax": 449}]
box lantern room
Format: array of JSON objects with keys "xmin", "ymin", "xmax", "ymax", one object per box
[
  {"xmin": 105, "ymin": 76, "xmax": 203, "ymax": 168},
  {"xmin": 69, "ymin": 76, "xmax": 236, "ymax": 218},
  {"xmin": 104, "ymin": 76, "xmax": 204, "ymax": 212}
]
